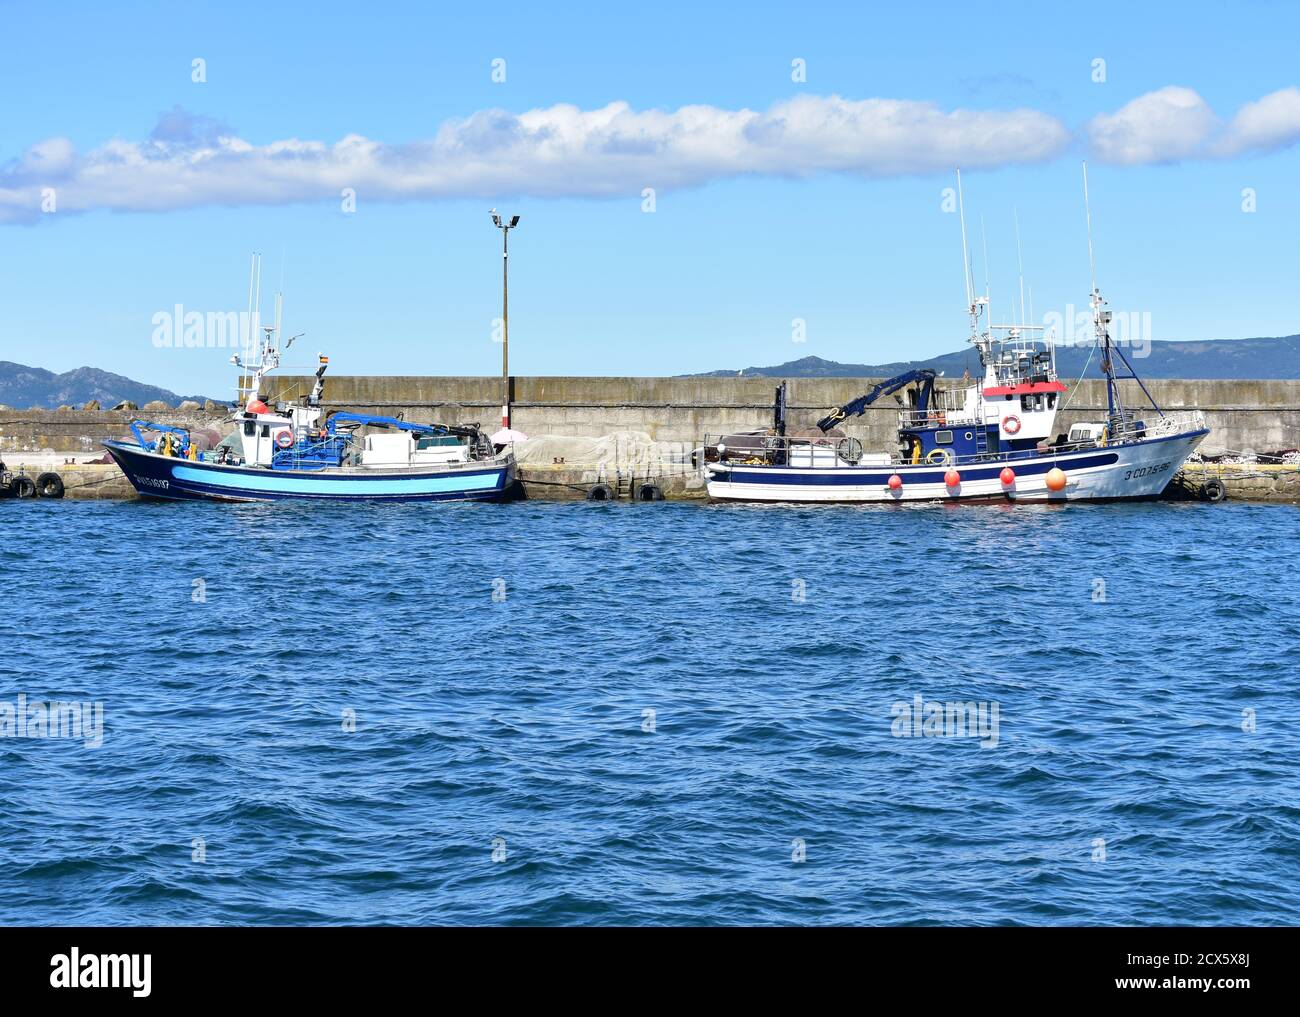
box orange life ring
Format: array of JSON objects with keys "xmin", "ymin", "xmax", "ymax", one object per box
[
  {"xmin": 274, "ymin": 429, "xmax": 295, "ymax": 449},
  {"xmin": 1001, "ymin": 414, "xmax": 1022, "ymax": 435}
]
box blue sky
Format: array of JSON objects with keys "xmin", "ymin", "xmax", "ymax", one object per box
[{"xmin": 2, "ymin": 0, "xmax": 1298, "ymax": 396}]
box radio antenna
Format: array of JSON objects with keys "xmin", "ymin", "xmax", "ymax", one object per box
[
  {"xmin": 956, "ymin": 169, "xmax": 976, "ymax": 329},
  {"xmin": 1014, "ymin": 207, "xmax": 1027, "ymax": 328}
]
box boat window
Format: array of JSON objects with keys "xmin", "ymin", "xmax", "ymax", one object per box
[
  {"xmin": 261, "ymin": 425, "xmax": 270, "ymax": 437},
  {"xmin": 935, "ymin": 430, "xmax": 953, "ymax": 445},
  {"xmin": 1047, "ymin": 394, "xmax": 1057, "ymax": 408},
  {"xmin": 243, "ymin": 421, "xmax": 255, "ymax": 437}
]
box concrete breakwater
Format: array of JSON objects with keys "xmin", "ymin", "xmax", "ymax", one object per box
[
  {"xmin": 3, "ymin": 376, "xmax": 1299, "ymax": 502},
  {"xmin": 255, "ymin": 375, "xmax": 1300, "ymax": 454}
]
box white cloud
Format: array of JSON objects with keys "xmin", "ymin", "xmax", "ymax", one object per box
[
  {"xmin": 1087, "ymin": 85, "xmax": 1300, "ymax": 165},
  {"xmin": 1217, "ymin": 86, "xmax": 1300, "ymax": 156},
  {"xmin": 0, "ymin": 96, "xmax": 1069, "ymax": 224},
  {"xmin": 1085, "ymin": 86, "xmax": 1219, "ymax": 165},
  {"xmin": 8, "ymin": 87, "xmax": 1300, "ymax": 223}
]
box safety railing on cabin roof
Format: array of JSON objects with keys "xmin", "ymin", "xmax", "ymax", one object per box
[{"xmin": 896, "ymin": 408, "xmax": 983, "ymax": 429}]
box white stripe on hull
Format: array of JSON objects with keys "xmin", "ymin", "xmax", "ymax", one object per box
[{"xmin": 705, "ymin": 431, "xmax": 1206, "ymax": 503}]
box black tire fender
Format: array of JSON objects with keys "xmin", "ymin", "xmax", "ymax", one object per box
[
  {"xmin": 586, "ymin": 483, "xmax": 616, "ymax": 501},
  {"xmin": 11, "ymin": 476, "xmax": 37, "ymax": 499},
  {"xmin": 636, "ymin": 483, "xmax": 665, "ymax": 502},
  {"xmin": 37, "ymin": 472, "xmax": 65, "ymax": 498},
  {"xmin": 1200, "ymin": 478, "xmax": 1227, "ymax": 503}
]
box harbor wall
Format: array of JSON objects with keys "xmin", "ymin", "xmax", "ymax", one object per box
[
  {"xmin": 5, "ymin": 377, "xmax": 1299, "ymax": 457},
  {"xmin": 244, "ymin": 376, "xmax": 1300, "ymax": 455}
]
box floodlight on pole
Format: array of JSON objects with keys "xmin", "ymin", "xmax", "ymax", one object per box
[{"xmin": 490, "ymin": 209, "xmax": 520, "ymax": 428}]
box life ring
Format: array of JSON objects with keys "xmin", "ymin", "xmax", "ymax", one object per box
[
  {"xmin": 926, "ymin": 448, "xmax": 954, "ymax": 466},
  {"xmin": 1001, "ymin": 414, "xmax": 1022, "ymax": 435},
  {"xmin": 274, "ymin": 429, "xmax": 295, "ymax": 449}
]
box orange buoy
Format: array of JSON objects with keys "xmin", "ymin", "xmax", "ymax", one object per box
[
  {"xmin": 999, "ymin": 467, "xmax": 1015, "ymax": 486},
  {"xmin": 944, "ymin": 469, "xmax": 961, "ymax": 488},
  {"xmin": 247, "ymin": 399, "xmax": 269, "ymax": 415},
  {"xmin": 887, "ymin": 474, "xmax": 903, "ymax": 490},
  {"xmin": 1045, "ymin": 467, "xmax": 1067, "ymax": 492}
]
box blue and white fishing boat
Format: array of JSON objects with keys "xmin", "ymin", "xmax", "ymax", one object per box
[
  {"xmin": 105, "ymin": 277, "xmax": 515, "ymax": 503},
  {"xmin": 703, "ymin": 170, "xmax": 1209, "ymax": 504}
]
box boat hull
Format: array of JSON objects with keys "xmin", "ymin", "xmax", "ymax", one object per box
[
  {"xmin": 704, "ymin": 429, "xmax": 1209, "ymax": 503},
  {"xmin": 103, "ymin": 441, "xmax": 515, "ymax": 503}
]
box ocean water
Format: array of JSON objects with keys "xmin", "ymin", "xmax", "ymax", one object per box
[{"xmin": 1, "ymin": 498, "xmax": 1298, "ymax": 926}]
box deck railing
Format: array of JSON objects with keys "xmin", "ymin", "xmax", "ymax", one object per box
[{"xmin": 703, "ymin": 412, "xmax": 1208, "ymax": 471}]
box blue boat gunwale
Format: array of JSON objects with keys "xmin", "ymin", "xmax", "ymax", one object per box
[
  {"xmin": 102, "ymin": 439, "xmax": 515, "ymax": 503},
  {"xmin": 102, "ymin": 439, "xmax": 510, "ymax": 481}
]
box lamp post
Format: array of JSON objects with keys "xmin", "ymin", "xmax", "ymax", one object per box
[{"xmin": 490, "ymin": 209, "xmax": 520, "ymax": 430}]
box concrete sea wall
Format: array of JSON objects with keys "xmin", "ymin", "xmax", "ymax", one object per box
[{"xmin": 258, "ymin": 375, "xmax": 1300, "ymax": 455}]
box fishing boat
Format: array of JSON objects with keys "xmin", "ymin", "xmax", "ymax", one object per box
[
  {"xmin": 702, "ymin": 170, "xmax": 1209, "ymax": 504},
  {"xmin": 105, "ymin": 267, "xmax": 515, "ymax": 503}
]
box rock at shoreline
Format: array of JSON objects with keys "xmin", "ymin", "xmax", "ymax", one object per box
[
  {"xmin": 112, "ymin": 400, "xmax": 139, "ymax": 412},
  {"xmin": 142, "ymin": 400, "xmax": 171, "ymax": 412},
  {"xmin": 82, "ymin": 399, "xmax": 100, "ymax": 411}
]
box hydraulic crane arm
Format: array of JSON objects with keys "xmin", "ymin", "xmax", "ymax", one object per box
[{"xmin": 816, "ymin": 369, "xmax": 936, "ymax": 432}]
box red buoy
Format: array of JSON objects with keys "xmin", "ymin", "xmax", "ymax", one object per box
[
  {"xmin": 247, "ymin": 399, "xmax": 269, "ymax": 415},
  {"xmin": 1000, "ymin": 467, "xmax": 1015, "ymax": 486},
  {"xmin": 887, "ymin": 474, "xmax": 903, "ymax": 490},
  {"xmin": 944, "ymin": 469, "xmax": 961, "ymax": 488}
]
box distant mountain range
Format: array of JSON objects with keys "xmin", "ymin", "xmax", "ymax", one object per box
[
  {"xmin": 3, "ymin": 333, "xmax": 1298, "ymax": 410},
  {"xmin": 687, "ymin": 335, "xmax": 1300, "ymax": 380},
  {"xmin": 0, "ymin": 362, "xmax": 222, "ymax": 410}
]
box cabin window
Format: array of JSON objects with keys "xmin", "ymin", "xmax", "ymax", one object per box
[
  {"xmin": 1047, "ymin": 394, "xmax": 1057, "ymax": 409},
  {"xmin": 964, "ymin": 431, "xmax": 974, "ymax": 441},
  {"xmin": 935, "ymin": 430, "xmax": 953, "ymax": 445},
  {"xmin": 243, "ymin": 421, "xmax": 256, "ymax": 437},
  {"xmin": 260, "ymin": 425, "xmax": 270, "ymax": 438}
]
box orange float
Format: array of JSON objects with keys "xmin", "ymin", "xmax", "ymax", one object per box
[
  {"xmin": 1045, "ymin": 467, "xmax": 1068, "ymax": 492},
  {"xmin": 944, "ymin": 469, "xmax": 961, "ymax": 488},
  {"xmin": 887, "ymin": 474, "xmax": 903, "ymax": 490},
  {"xmin": 999, "ymin": 467, "xmax": 1015, "ymax": 486}
]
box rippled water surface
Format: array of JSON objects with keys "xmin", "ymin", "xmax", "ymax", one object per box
[{"xmin": 2, "ymin": 498, "xmax": 1298, "ymax": 925}]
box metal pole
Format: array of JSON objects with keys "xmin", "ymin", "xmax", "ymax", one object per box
[{"xmin": 502, "ymin": 226, "xmax": 509, "ymax": 429}]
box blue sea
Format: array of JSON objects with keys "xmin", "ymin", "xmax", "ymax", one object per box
[{"xmin": 2, "ymin": 499, "xmax": 1298, "ymax": 925}]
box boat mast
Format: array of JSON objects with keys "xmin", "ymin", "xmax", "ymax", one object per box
[
  {"xmin": 955, "ymin": 170, "xmax": 989, "ymax": 371},
  {"xmin": 1082, "ymin": 162, "xmax": 1123, "ymax": 426}
]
